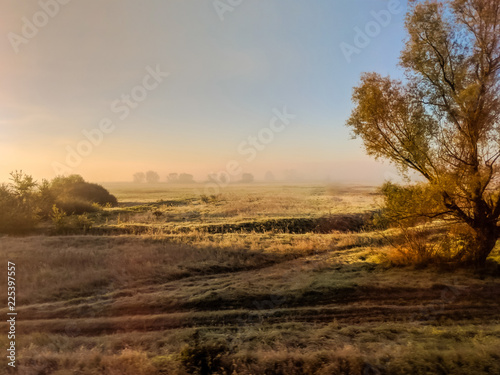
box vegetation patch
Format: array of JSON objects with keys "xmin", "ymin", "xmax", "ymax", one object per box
[{"xmin": 183, "ymin": 214, "xmax": 372, "ymax": 234}]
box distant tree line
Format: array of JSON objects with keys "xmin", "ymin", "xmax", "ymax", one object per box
[
  {"xmin": 133, "ymin": 171, "xmax": 160, "ymax": 184},
  {"xmin": 132, "ymin": 170, "xmax": 298, "ymax": 184},
  {"xmin": 132, "ymin": 171, "xmax": 195, "ymax": 184}
]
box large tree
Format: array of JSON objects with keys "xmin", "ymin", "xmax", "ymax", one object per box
[{"xmin": 347, "ymin": 0, "xmax": 500, "ymax": 266}]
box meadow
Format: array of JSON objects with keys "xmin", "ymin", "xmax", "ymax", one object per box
[{"xmin": 1, "ymin": 183, "xmax": 499, "ymax": 374}]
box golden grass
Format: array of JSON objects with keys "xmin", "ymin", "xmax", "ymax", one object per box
[
  {"xmin": 2, "ymin": 321, "xmax": 499, "ymax": 374},
  {"xmin": 0, "ymin": 184, "xmax": 499, "ymax": 374}
]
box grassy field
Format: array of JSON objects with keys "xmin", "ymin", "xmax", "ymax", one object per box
[{"xmin": 1, "ymin": 183, "xmax": 499, "ymax": 374}]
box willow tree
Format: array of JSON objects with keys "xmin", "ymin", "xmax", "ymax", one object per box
[{"xmin": 347, "ymin": 0, "xmax": 500, "ymax": 266}]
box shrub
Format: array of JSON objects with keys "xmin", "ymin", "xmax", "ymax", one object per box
[
  {"xmin": 383, "ymin": 223, "xmax": 481, "ymax": 267},
  {"xmin": 51, "ymin": 205, "xmax": 95, "ymax": 234},
  {"xmin": 436, "ymin": 224, "xmax": 477, "ymax": 263},
  {"xmin": 0, "ymin": 171, "xmax": 117, "ymax": 234},
  {"xmin": 0, "ymin": 183, "xmax": 39, "ymax": 234},
  {"xmin": 55, "ymin": 198, "xmax": 99, "ymax": 215},
  {"xmin": 0, "ymin": 172, "xmax": 41, "ymax": 234},
  {"xmin": 380, "ymin": 182, "xmax": 444, "ymax": 227},
  {"xmin": 386, "ymin": 226, "xmax": 440, "ymax": 267},
  {"xmin": 179, "ymin": 340, "xmax": 229, "ymax": 375},
  {"xmin": 50, "ymin": 175, "xmax": 117, "ymax": 213},
  {"xmin": 50, "ymin": 205, "xmax": 67, "ymax": 231},
  {"xmin": 378, "ymin": 182, "xmax": 478, "ymax": 267},
  {"xmin": 63, "ymin": 182, "xmax": 117, "ymax": 206},
  {"xmin": 37, "ymin": 179, "xmax": 57, "ymax": 218}
]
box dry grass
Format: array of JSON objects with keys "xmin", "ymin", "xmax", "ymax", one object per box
[
  {"xmin": 102, "ymin": 183, "xmax": 381, "ymax": 222},
  {"xmin": 0, "ymin": 184, "xmax": 499, "ymax": 374},
  {"xmin": 2, "ymin": 321, "xmax": 500, "ymax": 374},
  {"xmin": 0, "ymin": 235, "xmax": 309, "ymax": 305}
]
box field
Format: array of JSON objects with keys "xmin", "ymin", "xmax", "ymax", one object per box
[{"xmin": 1, "ymin": 183, "xmax": 499, "ymax": 374}]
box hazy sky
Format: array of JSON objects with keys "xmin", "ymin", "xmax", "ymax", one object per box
[{"xmin": 0, "ymin": 0, "xmax": 407, "ymax": 183}]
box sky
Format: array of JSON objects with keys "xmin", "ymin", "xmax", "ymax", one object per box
[{"xmin": 0, "ymin": 0, "xmax": 408, "ymax": 183}]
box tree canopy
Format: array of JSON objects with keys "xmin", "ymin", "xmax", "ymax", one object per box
[{"xmin": 347, "ymin": 0, "xmax": 500, "ymax": 265}]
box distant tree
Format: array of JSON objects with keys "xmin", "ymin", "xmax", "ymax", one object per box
[
  {"xmin": 167, "ymin": 173, "xmax": 179, "ymax": 183},
  {"xmin": 133, "ymin": 172, "xmax": 145, "ymax": 183},
  {"xmin": 346, "ymin": 0, "xmax": 500, "ymax": 266},
  {"xmin": 178, "ymin": 173, "xmax": 195, "ymax": 184},
  {"xmin": 145, "ymin": 171, "xmax": 160, "ymax": 184},
  {"xmin": 241, "ymin": 173, "xmax": 254, "ymax": 183},
  {"xmin": 264, "ymin": 171, "xmax": 275, "ymax": 182}
]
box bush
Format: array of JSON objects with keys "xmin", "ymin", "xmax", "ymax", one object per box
[
  {"xmin": 50, "ymin": 205, "xmax": 95, "ymax": 234},
  {"xmin": 380, "ymin": 182, "xmax": 444, "ymax": 227},
  {"xmin": 0, "ymin": 172, "xmax": 117, "ymax": 234},
  {"xmin": 63, "ymin": 182, "xmax": 117, "ymax": 206},
  {"xmin": 0, "ymin": 172, "xmax": 41, "ymax": 234},
  {"xmin": 377, "ymin": 182, "xmax": 477, "ymax": 267},
  {"xmin": 382, "ymin": 223, "xmax": 481, "ymax": 267},
  {"xmin": 179, "ymin": 339, "xmax": 229, "ymax": 375},
  {"xmin": 386, "ymin": 226, "xmax": 440, "ymax": 267},
  {"xmin": 55, "ymin": 199, "xmax": 99, "ymax": 215},
  {"xmin": 0, "ymin": 183, "xmax": 39, "ymax": 234},
  {"xmin": 50, "ymin": 175, "xmax": 117, "ymax": 213}
]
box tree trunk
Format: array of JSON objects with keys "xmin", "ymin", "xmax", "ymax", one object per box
[{"xmin": 468, "ymin": 224, "xmax": 498, "ymax": 267}]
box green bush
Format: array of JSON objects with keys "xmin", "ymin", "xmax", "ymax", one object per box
[
  {"xmin": 379, "ymin": 182, "xmax": 444, "ymax": 227},
  {"xmin": 0, "ymin": 172, "xmax": 41, "ymax": 234},
  {"xmin": 0, "ymin": 183, "xmax": 39, "ymax": 234},
  {"xmin": 50, "ymin": 205, "xmax": 95, "ymax": 234},
  {"xmin": 0, "ymin": 171, "xmax": 117, "ymax": 234},
  {"xmin": 50, "ymin": 175, "xmax": 117, "ymax": 214},
  {"xmin": 55, "ymin": 198, "xmax": 99, "ymax": 215}
]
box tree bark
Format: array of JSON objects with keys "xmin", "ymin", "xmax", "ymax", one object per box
[{"xmin": 468, "ymin": 224, "xmax": 498, "ymax": 267}]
